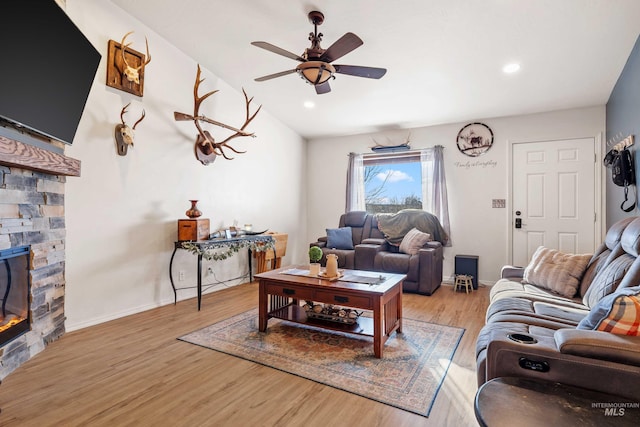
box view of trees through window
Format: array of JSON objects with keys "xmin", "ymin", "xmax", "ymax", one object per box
[{"xmin": 364, "ymin": 161, "xmax": 422, "ymax": 214}]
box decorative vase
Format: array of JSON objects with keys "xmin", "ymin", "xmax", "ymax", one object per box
[
  {"xmin": 185, "ymin": 200, "xmax": 202, "ymax": 218},
  {"xmin": 325, "ymin": 254, "xmax": 339, "ymax": 277}
]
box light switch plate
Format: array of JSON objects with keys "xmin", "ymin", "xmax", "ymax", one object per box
[{"xmin": 492, "ymin": 199, "xmax": 506, "ymax": 208}]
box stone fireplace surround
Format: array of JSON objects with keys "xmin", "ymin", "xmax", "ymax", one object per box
[{"xmin": 0, "ymin": 134, "xmax": 77, "ymax": 379}]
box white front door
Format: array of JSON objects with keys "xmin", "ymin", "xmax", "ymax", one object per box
[{"xmin": 512, "ymin": 138, "xmax": 596, "ymax": 266}]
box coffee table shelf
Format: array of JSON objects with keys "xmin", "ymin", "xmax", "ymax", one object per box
[{"xmin": 269, "ymin": 304, "xmax": 372, "ymax": 336}]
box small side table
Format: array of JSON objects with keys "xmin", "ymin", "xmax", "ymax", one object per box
[
  {"xmin": 453, "ymin": 274, "xmax": 473, "ymax": 293},
  {"xmin": 475, "ymin": 377, "xmax": 640, "ymax": 426}
]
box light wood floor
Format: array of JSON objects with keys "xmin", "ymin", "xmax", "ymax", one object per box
[{"xmin": 0, "ymin": 281, "xmax": 489, "ymax": 427}]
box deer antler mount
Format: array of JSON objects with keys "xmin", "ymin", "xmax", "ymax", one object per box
[
  {"xmin": 174, "ymin": 64, "xmax": 261, "ymax": 165},
  {"xmin": 106, "ymin": 31, "xmax": 152, "ymax": 97},
  {"xmin": 114, "ymin": 102, "xmax": 146, "ymax": 156}
]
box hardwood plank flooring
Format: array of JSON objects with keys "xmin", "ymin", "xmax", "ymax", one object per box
[{"xmin": 0, "ymin": 281, "xmax": 489, "ymax": 427}]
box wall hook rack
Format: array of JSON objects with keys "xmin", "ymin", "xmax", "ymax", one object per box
[{"xmin": 610, "ymin": 135, "xmax": 635, "ymax": 152}]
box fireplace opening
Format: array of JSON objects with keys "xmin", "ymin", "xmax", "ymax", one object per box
[{"xmin": 0, "ymin": 246, "xmax": 31, "ymax": 346}]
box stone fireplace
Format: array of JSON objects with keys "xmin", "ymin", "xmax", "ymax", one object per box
[{"xmin": 0, "ymin": 133, "xmax": 78, "ymax": 379}]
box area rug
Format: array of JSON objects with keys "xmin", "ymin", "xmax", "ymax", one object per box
[{"xmin": 178, "ymin": 309, "xmax": 464, "ymax": 417}]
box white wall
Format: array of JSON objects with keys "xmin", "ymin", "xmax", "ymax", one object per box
[
  {"xmin": 63, "ymin": 0, "xmax": 307, "ymax": 330},
  {"xmin": 307, "ymin": 106, "xmax": 605, "ymax": 284}
]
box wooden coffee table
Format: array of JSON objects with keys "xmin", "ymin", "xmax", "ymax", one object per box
[{"xmin": 255, "ymin": 266, "xmax": 406, "ymax": 358}]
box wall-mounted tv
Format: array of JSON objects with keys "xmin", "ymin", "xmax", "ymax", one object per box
[{"xmin": 0, "ymin": 0, "xmax": 101, "ymax": 146}]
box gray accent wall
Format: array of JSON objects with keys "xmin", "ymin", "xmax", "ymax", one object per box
[{"xmin": 606, "ymin": 35, "xmax": 640, "ymax": 226}]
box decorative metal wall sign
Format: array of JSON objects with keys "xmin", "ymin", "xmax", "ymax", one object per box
[{"xmin": 456, "ymin": 122, "xmax": 494, "ymax": 157}]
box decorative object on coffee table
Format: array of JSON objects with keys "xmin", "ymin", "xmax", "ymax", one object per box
[
  {"xmin": 185, "ymin": 200, "xmax": 202, "ymax": 218},
  {"xmin": 302, "ymin": 301, "xmax": 361, "ymax": 324},
  {"xmin": 325, "ymin": 253, "xmax": 339, "ymax": 277},
  {"xmin": 308, "ymin": 246, "xmax": 322, "ymax": 276}
]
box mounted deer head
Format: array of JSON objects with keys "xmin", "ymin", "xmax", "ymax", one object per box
[
  {"xmin": 120, "ymin": 31, "xmax": 151, "ymax": 85},
  {"xmin": 114, "ymin": 102, "xmax": 146, "ymax": 156},
  {"xmin": 174, "ymin": 64, "xmax": 261, "ymax": 165}
]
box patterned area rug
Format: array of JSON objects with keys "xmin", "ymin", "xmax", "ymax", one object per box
[{"xmin": 179, "ymin": 309, "xmax": 464, "ymax": 417}]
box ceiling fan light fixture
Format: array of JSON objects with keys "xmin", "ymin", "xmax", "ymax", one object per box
[{"xmin": 297, "ymin": 61, "xmax": 335, "ymax": 85}]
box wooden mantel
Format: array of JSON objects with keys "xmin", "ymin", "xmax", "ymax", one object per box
[{"xmin": 0, "ymin": 135, "xmax": 81, "ymax": 177}]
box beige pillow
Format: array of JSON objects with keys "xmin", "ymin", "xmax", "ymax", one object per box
[
  {"xmin": 399, "ymin": 228, "xmax": 432, "ymax": 255},
  {"xmin": 523, "ymin": 246, "xmax": 591, "ymax": 298}
]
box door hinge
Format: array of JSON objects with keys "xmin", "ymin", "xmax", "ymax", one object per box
[{"xmin": 594, "ymin": 212, "xmax": 597, "ymax": 222}]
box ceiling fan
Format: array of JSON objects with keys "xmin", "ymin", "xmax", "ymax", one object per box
[{"xmin": 251, "ymin": 11, "xmax": 387, "ymax": 95}]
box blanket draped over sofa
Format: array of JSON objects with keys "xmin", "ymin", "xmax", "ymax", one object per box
[{"xmin": 376, "ymin": 209, "xmax": 449, "ymax": 245}]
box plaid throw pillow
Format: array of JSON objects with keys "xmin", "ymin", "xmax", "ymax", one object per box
[{"xmin": 578, "ymin": 286, "xmax": 640, "ymax": 335}]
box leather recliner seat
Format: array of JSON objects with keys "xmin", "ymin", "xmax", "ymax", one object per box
[
  {"xmin": 475, "ymin": 216, "xmax": 640, "ymax": 400},
  {"xmin": 311, "ymin": 211, "xmax": 444, "ymax": 295}
]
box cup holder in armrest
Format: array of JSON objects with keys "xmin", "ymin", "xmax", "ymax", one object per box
[{"xmin": 507, "ymin": 333, "xmax": 538, "ymax": 344}]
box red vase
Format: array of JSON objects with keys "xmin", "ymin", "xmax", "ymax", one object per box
[{"xmin": 185, "ymin": 200, "xmax": 202, "ymax": 218}]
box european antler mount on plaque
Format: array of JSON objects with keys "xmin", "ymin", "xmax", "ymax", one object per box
[
  {"xmin": 106, "ymin": 31, "xmax": 152, "ymax": 97},
  {"xmin": 114, "ymin": 102, "xmax": 146, "ymax": 156},
  {"xmin": 174, "ymin": 64, "xmax": 261, "ymax": 165}
]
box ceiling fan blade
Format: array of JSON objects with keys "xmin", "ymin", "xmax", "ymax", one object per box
[
  {"xmin": 251, "ymin": 41, "xmax": 306, "ymax": 62},
  {"xmin": 319, "ymin": 32, "xmax": 363, "ymax": 63},
  {"xmin": 334, "ymin": 64, "xmax": 387, "ymax": 79},
  {"xmin": 254, "ymin": 69, "xmax": 297, "ymax": 82}
]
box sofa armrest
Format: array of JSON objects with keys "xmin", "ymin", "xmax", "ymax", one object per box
[
  {"xmin": 484, "ymin": 328, "xmax": 640, "ymax": 399},
  {"xmin": 555, "ymin": 329, "xmax": 640, "ymax": 366},
  {"xmin": 361, "ymin": 238, "xmax": 387, "ymax": 246},
  {"xmin": 355, "ymin": 241, "xmax": 387, "ymax": 271},
  {"xmin": 415, "ymin": 244, "xmax": 443, "ymax": 295},
  {"xmin": 501, "ymin": 265, "xmax": 525, "ymax": 279},
  {"xmin": 311, "ymin": 238, "xmax": 327, "ymax": 249}
]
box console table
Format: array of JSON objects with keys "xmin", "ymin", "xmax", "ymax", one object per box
[{"xmin": 169, "ymin": 235, "xmax": 274, "ymax": 310}]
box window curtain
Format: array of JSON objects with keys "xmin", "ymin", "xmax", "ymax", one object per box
[
  {"xmin": 421, "ymin": 145, "xmax": 452, "ymax": 245},
  {"xmin": 345, "ymin": 152, "xmax": 365, "ymax": 212}
]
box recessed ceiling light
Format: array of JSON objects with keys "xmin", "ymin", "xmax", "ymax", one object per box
[
  {"xmin": 303, "ymin": 101, "xmax": 315, "ymax": 109},
  {"xmin": 503, "ymin": 63, "xmax": 521, "ymax": 74}
]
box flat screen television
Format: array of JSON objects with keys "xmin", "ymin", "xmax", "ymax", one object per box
[{"xmin": 0, "ymin": 0, "xmax": 101, "ymax": 146}]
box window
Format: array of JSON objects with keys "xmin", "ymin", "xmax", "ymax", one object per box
[
  {"xmin": 364, "ymin": 156, "xmax": 422, "ymax": 214},
  {"xmin": 346, "ymin": 146, "xmax": 451, "ymax": 244}
]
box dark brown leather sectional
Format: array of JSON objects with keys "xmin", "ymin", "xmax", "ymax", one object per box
[
  {"xmin": 476, "ymin": 216, "xmax": 640, "ymax": 400},
  {"xmin": 311, "ymin": 211, "xmax": 443, "ymax": 295}
]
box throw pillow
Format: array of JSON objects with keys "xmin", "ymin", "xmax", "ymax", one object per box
[
  {"xmin": 326, "ymin": 227, "xmax": 354, "ymax": 250},
  {"xmin": 523, "ymin": 246, "xmax": 591, "ymax": 298},
  {"xmin": 577, "ymin": 286, "xmax": 640, "ymax": 335},
  {"xmin": 399, "ymin": 228, "xmax": 432, "ymax": 255}
]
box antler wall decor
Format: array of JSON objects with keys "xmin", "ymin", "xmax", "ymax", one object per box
[
  {"xmin": 106, "ymin": 31, "xmax": 152, "ymax": 97},
  {"xmin": 114, "ymin": 102, "xmax": 146, "ymax": 156},
  {"xmin": 174, "ymin": 64, "xmax": 261, "ymax": 165}
]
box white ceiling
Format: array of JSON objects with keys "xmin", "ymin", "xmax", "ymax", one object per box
[{"xmin": 110, "ymin": 0, "xmax": 640, "ymax": 140}]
